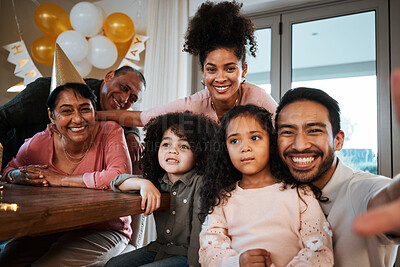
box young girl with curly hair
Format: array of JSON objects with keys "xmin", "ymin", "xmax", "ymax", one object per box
[
  {"xmin": 199, "ymin": 105, "xmax": 334, "ymax": 267},
  {"xmin": 96, "ymin": 1, "xmax": 276, "ymax": 127},
  {"xmin": 105, "ymin": 112, "xmax": 217, "ymax": 267}
]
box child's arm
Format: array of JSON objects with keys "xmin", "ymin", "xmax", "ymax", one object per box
[
  {"xmin": 111, "ymin": 174, "xmax": 161, "ymax": 216},
  {"xmin": 199, "ymin": 204, "xmax": 241, "ymax": 267},
  {"xmin": 286, "ymin": 190, "xmax": 334, "ymax": 266}
]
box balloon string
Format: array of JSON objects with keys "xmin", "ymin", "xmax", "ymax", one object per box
[{"xmin": 11, "ymin": 0, "xmax": 23, "ymax": 42}]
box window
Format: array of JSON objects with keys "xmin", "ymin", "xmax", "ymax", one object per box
[
  {"xmin": 291, "ymin": 12, "xmax": 378, "ymax": 173},
  {"xmin": 249, "ymin": 0, "xmax": 391, "ymax": 176},
  {"xmin": 246, "ymin": 28, "xmax": 272, "ymax": 94}
]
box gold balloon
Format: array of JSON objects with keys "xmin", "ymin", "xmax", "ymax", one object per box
[
  {"xmin": 104, "ymin": 13, "xmax": 135, "ymax": 43},
  {"xmin": 34, "ymin": 3, "xmax": 72, "ymax": 37},
  {"xmin": 116, "ymin": 39, "xmax": 133, "ymax": 57},
  {"xmin": 31, "ymin": 36, "xmax": 56, "ymax": 66}
]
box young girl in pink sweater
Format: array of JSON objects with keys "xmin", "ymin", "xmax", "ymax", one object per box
[{"xmin": 199, "ymin": 105, "xmax": 334, "ymax": 267}]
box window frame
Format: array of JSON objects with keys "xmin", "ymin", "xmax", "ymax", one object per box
[{"xmin": 250, "ymin": 0, "xmax": 391, "ymax": 176}]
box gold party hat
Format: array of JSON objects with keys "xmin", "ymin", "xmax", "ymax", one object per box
[{"xmin": 50, "ymin": 43, "xmax": 86, "ymax": 92}]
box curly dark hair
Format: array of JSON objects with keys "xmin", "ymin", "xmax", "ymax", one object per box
[
  {"xmin": 140, "ymin": 111, "xmax": 218, "ymax": 188},
  {"xmin": 183, "ymin": 1, "xmax": 256, "ymax": 69},
  {"xmin": 199, "ymin": 105, "xmax": 284, "ymax": 221},
  {"xmin": 199, "ymin": 104, "xmax": 327, "ymax": 221}
]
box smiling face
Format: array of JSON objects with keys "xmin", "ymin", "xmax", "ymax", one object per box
[
  {"xmin": 158, "ymin": 128, "xmax": 195, "ymax": 183},
  {"xmin": 202, "ymin": 48, "xmax": 247, "ymax": 104},
  {"xmin": 48, "ymin": 89, "xmax": 96, "ymax": 144},
  {"xmin": 100, "ymin": 70, "xmax": 144, "ymax": 110},
  {"xmin": 225, "ymin": 114, "xmax": 271, "ymax": 181},
  {"xmin": 276, "ymin": 100, "xmax": 344, "ymax": 189}
]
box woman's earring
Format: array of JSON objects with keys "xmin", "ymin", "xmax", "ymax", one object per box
[
  {"xmin": 201, "ymin": 80, "xmax": 206, "ymax": 87},
  {"xmin": 49, "ymin": 123, "xmax": 62, "ymax": 138},
  {"xmin": 241, "ymin": 77, "xmax": 246, "ymax": 84}
]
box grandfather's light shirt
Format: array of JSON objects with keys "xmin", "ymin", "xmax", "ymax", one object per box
[{"xmin": 320, "ymin": 159, "xmax": 398, "ymax": 267}]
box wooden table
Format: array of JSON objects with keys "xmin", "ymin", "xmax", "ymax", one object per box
[{"xmin": 0, "ymin": 183, "xmax": 170, "ymax": 240}]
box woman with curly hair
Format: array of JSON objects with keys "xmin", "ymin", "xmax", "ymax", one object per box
[
  {"xmin": 199, "ymin": 105, "xmax": 334, "ymax": 267},
  {"xmin": 97, "ymin": 1, "xmax": 276, "ymax": 126},
  {"xmin": 105, "ymin": 112, "xmax": 217, "ymax": 267}
]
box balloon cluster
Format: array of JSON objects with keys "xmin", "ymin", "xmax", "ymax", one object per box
[{"xmin": 31, "ymin": 2, "xmax": 135, "ymax": 77}]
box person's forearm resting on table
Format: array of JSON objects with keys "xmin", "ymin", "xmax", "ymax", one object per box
[{"xmin": 5, "ymin": 169, "xmax": 86, "ymax": 187}]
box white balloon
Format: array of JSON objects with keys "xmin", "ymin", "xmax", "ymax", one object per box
[
  {"xmin": 56, "ymin": 30, "xmax": 89, "ymax": 62},
  {"xmin": 87, "ymin": 36, "xmax": 117, "ymax": 69},
  {"xmin": 70, "ymin": 2, "xmax": 103, "ymax": 37},
  {"xmin": 95, "ymin": 5, "xmax": 106, "ymax": 27},
  {"xmin": 73, "ymin": 58, "xmax": 92, "ymax": 77}
]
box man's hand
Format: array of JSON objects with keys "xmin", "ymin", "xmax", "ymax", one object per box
[
  {"xmin": 125, "ymin": 134, "xmax": 143, "ymax": 162},
  {"xmin": 239, "ymin": 249, "xmax": 272, "ymax": 267},
  {"xmin": 125, "ymin": 133, "xmax": 144, "ymax": 174},
  {"xmin": 353, "ymin": 69, "xmax": 400, "ymax": 236},
  {"xmin": 353, "ymin": 198, "xmax": 400, "ymax": 236},
  {"xmin": 46, "ymin": 123, "xmax": 61, "ymax": 137}
]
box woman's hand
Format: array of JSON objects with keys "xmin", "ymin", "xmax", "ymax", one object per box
[
  {"xmin": 18, "ymin": 165, "xmax": 64, "ymax": 187},
  {"xmin": 138, "ymin": 179, "xmax": 161, "ymax": 216},
  {"xmin": 9, "ymin": 165, "xmax": 49, "ymax": 186},
  {"xmin": 239, "ymin": 249, "xmax": 272, "ymax": 267}
]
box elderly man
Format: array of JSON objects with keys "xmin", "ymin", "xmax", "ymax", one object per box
[
  {"xmin": 0, "ymin": 66, "xmax": 146, "ymax": 170},
  {"xmin": 275, "ymin": 86, "xmax": 400, "ymax": 267}
]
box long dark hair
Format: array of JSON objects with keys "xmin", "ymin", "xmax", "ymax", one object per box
[
  {"xmin": 140, "ymin": 111, "xmax": 218, "ymax": 187},
  {"xmin": 199, "ymin": 105, "xmax": 283, "ymax": 221},
  {"xmin": 199, "ymin": 104, "xmax": 327, "ymax": 222}
]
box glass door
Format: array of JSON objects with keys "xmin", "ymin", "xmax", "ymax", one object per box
[
  {"xmin": 246, "ymin": 28, "xmax": 272, "ymax": 94},
  {"xmin": 249, "ymin": 15, "xmax": 280, "ymax": 102}
]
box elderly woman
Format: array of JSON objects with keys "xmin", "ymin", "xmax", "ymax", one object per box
[
  {"xmin": 0, "ymin": 82, "xmax": 132, "ymax": 267},
  {"xmin": 97, "ymin": 1, "xmax": 277, "ymax": 127}
]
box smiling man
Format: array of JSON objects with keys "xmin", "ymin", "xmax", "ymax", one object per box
[
  {"xmin": 0, "ymin": 66, "xmax": 146, "ymax": 170},
  {"xmin": 275, "ymin": 87, "xmax": 399, "ymax": 267}
]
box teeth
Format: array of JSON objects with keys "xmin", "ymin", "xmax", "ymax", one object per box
[
  {"xmin": 292, "ymin": 157, "xmax": 315, "ymax": 164},
  {"xmin": 215, "ymin": 86, "xmax": 229, "ymax": 91},
  {"xmin": 70, "ymin": 126, "xmax": 85, "ymax": 132},
  {"xmin": 113, "ymin": 97, "xmax": 122, "ymax": 108},
  {"xmin": 167, "ymin": 159, "xmax": 179, "ymax": 163}
]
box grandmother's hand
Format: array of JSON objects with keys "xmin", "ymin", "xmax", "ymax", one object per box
[
  {"xmin": 19, "ymin": 165, "xmax": 64, "ymax": 187},
  {"xmin": 8, "ymin": 165, "xmax": 49, "ymax": 186}
]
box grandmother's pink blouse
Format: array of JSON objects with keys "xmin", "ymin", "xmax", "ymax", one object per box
[
  {"xmin": 140, "ymin": 82, "xmax": 277, "ymax": 125},
  {"xmin": 2, "ymin": 121, "xmax": 133, "ymax": 238}
]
